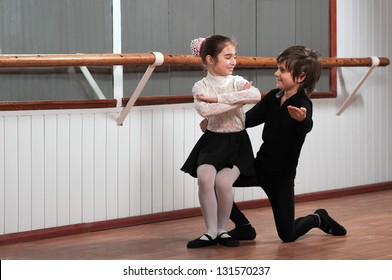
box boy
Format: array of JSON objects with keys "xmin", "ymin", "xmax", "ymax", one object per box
[{"xmin": 229, "ymin": 46, "xmax": 347, "ymax": 242}]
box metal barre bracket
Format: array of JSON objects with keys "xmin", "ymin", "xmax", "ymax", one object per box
[
  {"xmin": 117, "ymin": 52, "xmax": 164, "ymax": 126},
  {"xmin": 336, "ymin": 56, "xmax": 381, "ymax": 116}
]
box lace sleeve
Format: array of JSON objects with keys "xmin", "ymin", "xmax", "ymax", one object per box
[
  {"xmin": 195, "ymin": 99, "xmax": 242, "ymax": 117},
  {"xmin": 217, "ymin": 76, "xmax": 261, "ymax": 105},
  {"xmin": 193, "ymin": 80, "xmax": 242, "ymax": 118}
]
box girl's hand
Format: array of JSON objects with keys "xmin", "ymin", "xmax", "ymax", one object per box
[
  {"xmin": 196, "ymin": 93, "xmax": 217, "ymax": 103},
  {"xmin": 199, "ymin": 118, "xmax": 208, "ymax": 132},
  {"xmin": 287, "ymin": 105, "xmax": 307, "ymax": 122},
  {"xmin": 243, "ymin": 81, "xmax": 253, "ymax": 90}
]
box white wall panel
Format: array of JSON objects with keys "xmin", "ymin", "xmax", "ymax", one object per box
[
  {"xmin": 0, "ymin": 117, "xmax": 5, "ymax": 234},
  {"xmin": 106, "ymin": 112, "xmax": 119, "ymax": 220},
  {"xmin": 31, "ymin": 115, "xmax": 45, "ymax": 230},
  {"xmin": 81, "ymin": 113, "xmax": 95, "ymax": 223},
  {"xmin": 129, "ymin": 110, "xmax": 141, "ymax": 216},
  {"xmin": 94, "ymin": 113, "xmax": 107, "ymax": 222},
  {"xmin": 69, "ymin": 114, "xmax": 83, "ymax": 224},
  {"xmin": 172, "ymin": 108, "xmax": 186, "ymax": 211},
  {"xmin": 43, "ymin": 115, "xmax": 57, "ymax": 228},
  {"xmin": 162, "ymin": 110, "xmax": 174, "ymax": 212},
  {"xmin": 140, "ymin": 110, "xmax": 152, "ymax": 215},
  {"xmin": 57, "ymin": 115, "xmax": 70, "ymax": 227},
  {"xmin": 4, "ymin": 117, "xmax": 18, "ymax": 234},
  {"xmin": 336, "ymin": 0, "xmax": 391, "ymax": 187},
  {"xmin": 117, "ymin": 115, "xmax": 130, "ymax": 218},
  {"xmin": 18, "ymin": 116, "xmax": 32, "ymax": 232},
  {"xmin": 152, "ymin": 110, "xmax": 163, "ymax": 214}
]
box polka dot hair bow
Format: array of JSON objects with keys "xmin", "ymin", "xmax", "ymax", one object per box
[{"xmin": 190, "ymin": 37, "xmax": 206, "ymax": 57}]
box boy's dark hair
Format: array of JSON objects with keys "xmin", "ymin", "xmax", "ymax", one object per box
[
  {"xmin": 277, "ymin": 45, "xmax": 322, "ymax": 95},
  {"xmin": 199, "ymin": 35, "xmax": 237, "ymax": 65}
]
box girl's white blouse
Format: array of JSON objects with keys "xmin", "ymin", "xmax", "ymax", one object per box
[{"xmin": 192, "ymin": 72, "xmax": 261, "ymax": 132}]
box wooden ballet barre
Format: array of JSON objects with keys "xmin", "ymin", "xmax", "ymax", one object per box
[
  {"xmin": 0, "ymin": 52, "xmax": 389, "ymax": 120},
  {"xmin": 320, "ymin": 57, "xmax": 389, "ymax": 68},
  {"xmin": 237, "ymin": 57, "xmax": 390, "ymax": 68},
  {"xmin": 0, "ymin": 53, "xmax": 389, "ymax": 68}
]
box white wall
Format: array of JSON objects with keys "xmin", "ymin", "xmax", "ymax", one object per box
[{"xmin": 0, "ymin": 0, "xmax": 391, "ymax": 235}]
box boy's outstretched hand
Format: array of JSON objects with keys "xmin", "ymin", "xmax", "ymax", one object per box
[{"xmin": 287, "ymin": 105, "xmax": 307, "ymax": 122}]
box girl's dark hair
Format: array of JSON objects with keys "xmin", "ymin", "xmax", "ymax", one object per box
[
  {"xmin": 199, "ymin": 35, "xmax": 237, "ymax": 65},
  {"xmin": 276, "ymin": 45, "xmax": 322, "ymax": 95}
]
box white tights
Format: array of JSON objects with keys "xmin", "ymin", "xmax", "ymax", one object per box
[{"xmin": 196, "ymin": 164, "xmax": 240, "ymax": 239}]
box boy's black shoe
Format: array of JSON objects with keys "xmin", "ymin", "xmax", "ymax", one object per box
[
  {"xmin": 314, "ymin": 209, "xmax": 347, "ymax": 236},
  {"xmin": 228, "ymin": 224, "xmax": 257, "ymax": 240}
]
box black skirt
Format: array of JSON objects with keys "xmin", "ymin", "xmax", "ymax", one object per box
[{"xmin": 181, "ymin": 130, "xmax": 256, "ymax": 186}]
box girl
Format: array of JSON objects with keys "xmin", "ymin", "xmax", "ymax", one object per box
[{"xmin": 181, "ymin": 35, "xmax": 261, "ymax": 248}]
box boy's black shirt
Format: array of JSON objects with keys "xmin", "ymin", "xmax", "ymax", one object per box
[{"xmin": 245, "ymin": 88, "xmax": 313, "ymax": 174}]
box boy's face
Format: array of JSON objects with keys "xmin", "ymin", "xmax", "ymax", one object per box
[{"xmin": 274, "ymin": 61, "xmax": 301, "ymax": 95}]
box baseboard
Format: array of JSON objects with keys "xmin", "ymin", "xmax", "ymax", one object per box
[{"xmin": 1, "ymin": 181, "xmax": 391, "ymax": 245}]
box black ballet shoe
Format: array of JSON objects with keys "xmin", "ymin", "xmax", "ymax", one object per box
[
  {"xmin": 187, "ymin": 234, "xmax": 218, "ymax": 248},
  {"xmin": 217, "ymin": 232, "xmax": 240, "ymax": 247},
  {"xmin": 314, "ymin": 209, "xmax": 347, "ymax": 236},
  {"xmin": 228, "ymin": 224, "xmax": 257, "ymax": 240}
]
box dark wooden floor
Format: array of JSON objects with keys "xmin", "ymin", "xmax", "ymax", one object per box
[{"xmin": 1, "ymin": 189, "xmax": 391, "ymax": 260}]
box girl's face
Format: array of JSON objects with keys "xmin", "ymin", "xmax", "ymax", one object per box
[
  {"xmin": 207, "ymin": 44, "xmax": 236, "ymax": 76},
  {"xmin": 274, "ymin": 61, "xmax": 300, "ymax": 95}
]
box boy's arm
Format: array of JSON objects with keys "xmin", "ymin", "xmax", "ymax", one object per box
[
  {"xmin": 245, "ymin": 91, "xmax": 270, "ymax": 128},
  {"xmin": 288, "ymin": 102, "xmax": 313, "ymax": 134}
]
